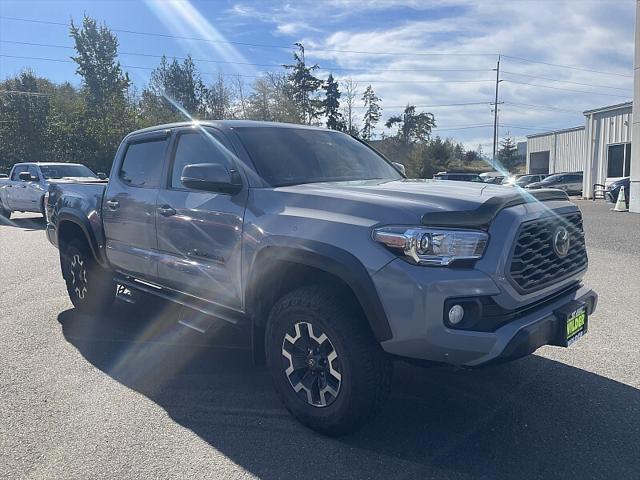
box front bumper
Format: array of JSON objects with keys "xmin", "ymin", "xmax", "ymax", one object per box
[
  {"xmin": 372, "ymin": 201, "xmax": 596, "ymax": 367},
  {"xmin": 374, "ymin": 258, "xmax": 597, "ymax": 366}
]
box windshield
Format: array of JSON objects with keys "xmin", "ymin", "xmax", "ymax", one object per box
[
  {"xmin": 540, "ymin": 175, "xmax": 560, "ymax": 184},
  {"xmin": 516, "ymin": 175, "xmax": 536, "ymax": 186},
  {"xmin": 40, "ymin": 164, "xmax": 97, "ymax": 179},
  {"xmin": 235, "ymin": 127, "xmax": 402, "ymax": 187}
]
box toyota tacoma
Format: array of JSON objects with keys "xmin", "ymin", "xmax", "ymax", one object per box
[{"xmin": 46, "ymin": 121, "xmax": 597, "ymax": 435}]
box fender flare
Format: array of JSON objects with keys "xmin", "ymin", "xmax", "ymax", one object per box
[
  {"xmin": 56, "ymin": 209, "xmax": 107, "ymax": 266},
  {"xmin": 246, "ymin": 239, "xmax": 392, "ymax": 342}
]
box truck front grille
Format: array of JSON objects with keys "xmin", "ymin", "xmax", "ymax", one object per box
[{"xmin": 508, "ymin": 212, "xmax": 587, "ymax": 293}]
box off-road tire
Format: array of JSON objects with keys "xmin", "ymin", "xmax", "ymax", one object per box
[
  {"xmin": 61, "ymin": 239, "xmax": 116, "ymax": 314},
  {"xmin": 266, "ymin": 285, "xmax": 393, "ymax": 436}
]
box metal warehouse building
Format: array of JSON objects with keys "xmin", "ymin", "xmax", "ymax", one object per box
[
  {"xmin": 526, "ymin": 101, "xmax": 633, "ymax": 199},
  {"xmin": 583, "ymin": 102, "xmax": 632, "ymax": 199},
  {"xmin": 526, "ymin": 126, "xmax": 586, "ymax": 175}
]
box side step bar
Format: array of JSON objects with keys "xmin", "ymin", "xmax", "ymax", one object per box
[{"xmin": 114, "ymin": 273, "xmax": 250, "ymax": 329}]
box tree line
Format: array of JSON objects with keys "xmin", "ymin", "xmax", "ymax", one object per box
[{"xmin": 0, "ymin": 15, "xmax": 506, "ymax": 177}]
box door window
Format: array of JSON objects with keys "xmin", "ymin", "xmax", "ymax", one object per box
[
  {"xmin": 11, "ymin": 165, "xmax": 28, "ymax": 181},
  {"xmin": 170, "ymin": 131, "xmax": 235, "ymax": 189},
  {"xmin": 119, "ymin": 139, "xmax": 168, "ymax": 188}
]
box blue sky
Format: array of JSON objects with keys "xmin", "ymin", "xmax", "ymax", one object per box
[{"xmin": 0, "ymin": 0, "xmax": 636, "ymax": 150}]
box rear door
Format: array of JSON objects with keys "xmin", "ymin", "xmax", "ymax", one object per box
[
  {"xmin": 155, "ymin": 127, "xmax": 247, "ymax": 310},
  {"xmin": 103, "ymin": 131, "xmax": 169, "ymax": 281}
]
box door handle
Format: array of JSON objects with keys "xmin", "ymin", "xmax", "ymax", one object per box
[
  {"xmin": 106, "ymin": 199, "xmax": 120, "ymax": 210},
  {"xmin": 158, "ymin": 205, "xmax": 176, "ymax": 217}
]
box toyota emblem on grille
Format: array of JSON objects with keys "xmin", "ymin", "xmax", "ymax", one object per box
[{"xmin": 552, "ymin": 226, "xmax": 570, "ymax": 258}]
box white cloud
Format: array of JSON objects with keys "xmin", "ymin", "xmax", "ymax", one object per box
[{"xmin": 227, "ymin": 0, "xmax": 635, "ymax": 148}]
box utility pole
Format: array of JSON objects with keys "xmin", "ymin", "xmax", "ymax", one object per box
[{"xmin": 492, "ymin": 55, "xmax": 501, "ymax": 163}]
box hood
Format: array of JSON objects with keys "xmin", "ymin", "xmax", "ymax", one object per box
[
  {"xmin": 47, "ymin": 176, "xmax": 106, "ymax": 183},
  {"xmin": 272, "ymin": 179, "xmax": 567, "ymax": 228}
]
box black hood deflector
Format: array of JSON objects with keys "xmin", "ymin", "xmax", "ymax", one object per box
[{"xmin": 420, "ymin": 189, "xmax": 569, "ymax": 229}]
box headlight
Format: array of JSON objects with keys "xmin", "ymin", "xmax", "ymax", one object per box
[{"xmin": 373, "ymin": 226, "xmax": 488, "ymax": 266}]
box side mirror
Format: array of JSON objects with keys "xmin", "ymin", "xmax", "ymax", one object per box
[
  {"xmin": 392, "ymin": 162, "xmax": 406, "ymax": 176},
  {"xmin": 97, "ymin": 172, "xmax": 107, "ymax": 180},
  {"xmin": 181, "ymin": 163, "xmax": 242, "ymax": 194},
  {"xmin": 19, "ymin": 171, "xmax": 38, "ymax": 182}
]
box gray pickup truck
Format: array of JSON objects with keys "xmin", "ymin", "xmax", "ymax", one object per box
[
  {"xmin": 46, "ymin": 121, "xmax": 597, "ymax": 435},
  {"xmin": 0, "ymin": 162, "xmax": 104, "ymax": 219}
]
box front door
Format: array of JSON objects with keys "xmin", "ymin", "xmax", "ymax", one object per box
[
  {"xmin": 155, "ymin": 127, "xmax": 247, "ymax": 311},
  {"xmin": 103, "ymin": 132, "xmax": 169, "ymax": 281},
  {"xmin": 7, "ymin": 165, "xmax": 29, "ymax": 210},
  {"xmin": 23, "ymin": 165, "xmax": 44, "ymax": 212}
]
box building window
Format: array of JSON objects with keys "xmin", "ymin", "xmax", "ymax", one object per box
[{"xmin": 607, "ymin": 143, "xmax": 631, "ymax": 178}]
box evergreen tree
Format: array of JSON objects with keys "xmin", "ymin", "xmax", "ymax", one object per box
[
  {"xmin": 141, "ymin": 55, "xmax": 207, "ymax": 124},
  {"xmin": 206, "ymin": 73, "xmax": 234, "ymax": 120},
  {"xmin": 360, "ymin": 85, "xmax": 381, "ymax": 141},
  {"xmin": 0, "ymin": 72, "xmax": 53, "ymax": 168},
  {"xmin": 322, "ymin": 74, "xmax": 345, "ymax": 131},
  {"xmin": 70, "ymin": 15, "xmax": 136, "ymax": 171},
  {"xmin": 284, "ymin": 43, "xmax": 323, "ymax": 124},
  {"xmin": 385, "ymin": 105, "xmax": 436, "ymax": 145},
  {"xmin": 498, "ymin": 135, "xmax": 519, "ymax": 171},
  {"xmin": 70, "ymin": 15, "xmax": 130, "ymax": 109}
]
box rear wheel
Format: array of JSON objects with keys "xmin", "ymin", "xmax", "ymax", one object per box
[
  {"xmin": 266, "ymin": 285, "xmax": 392, "ymax": 436},
  {"xmin": 61, "ymin": 239, "xmax": 116, "ymax": 313}
]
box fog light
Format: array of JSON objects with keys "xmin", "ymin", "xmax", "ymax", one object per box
[{"xmin": 448, "ymin": 304, "xmax": 465, "ymax": 325}]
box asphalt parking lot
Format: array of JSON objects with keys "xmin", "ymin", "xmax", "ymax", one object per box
[{"xmin": 1, "ymin": 200, "xmax": 639, "ymax": 480}]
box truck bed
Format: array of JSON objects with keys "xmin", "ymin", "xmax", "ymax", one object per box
[{"xmin": 47, "ymin": 181, "xmax": 108, "ymax": 250}]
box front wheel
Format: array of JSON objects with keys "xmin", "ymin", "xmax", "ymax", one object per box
[
  {"xmin": 61, "ymin": 239, "xmax": 116, "ymax": 314},
  {"xmin": 266, "ymin": 285, "xmax": 392, "ymax": 436}
]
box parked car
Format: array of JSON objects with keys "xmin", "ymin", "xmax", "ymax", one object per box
[
  {"xmin": 433, "ymin": 172, "xmax": 484, "ymax": 182},
  {"xmin": 525, "ymin": 172, "xmax": 583, "ymax": 195},
  {"xmin": 479, "ymin": 171, "xmax": 502, "ymax": 181},
  {"xmin": 605, "ymin": 177, "xmax": 630, "ymax": 207},
  {"xmin": 483, "ymin": 175, "xmax": 505, "ymax": 184},
  {"xmin": 46, "ymin": 121, "xmax": 597, "ymax": 435},
  {"xmin": 0, "ymin": 162, "xmax": 105, "ymax": 219},
  {"xmin": 507, "ymin": 174, "xmax": 547, "ymax": 188}
]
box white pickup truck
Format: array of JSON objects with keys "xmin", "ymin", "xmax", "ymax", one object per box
[{"xmin": 0, "ymin": 162, "xmax": 105, "ymax": 219}]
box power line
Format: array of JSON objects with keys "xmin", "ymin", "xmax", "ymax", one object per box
[
  {"xmin": 0, "ymin": 90, "xmax": 52, "ymax": 96},
  {"xmin": 500, "ymin": 54, "xmax": 632, "ymax": 78},
  {"xmin": 503, "ymin": 79, "xmax": 631, "ymax": 99},
  {"xmin": 0, "ymin": 54, "xmax": 498, "ymax": 84},
  {"xmin": 0, "ymin": 16, "xmax": 496, "ymax": 57},
  {"xmin": 501, "ymin": 123, "xmax": 567, "ymax": 131},
  {"xmin": 502, "ymin": 101, "xmax": 583, "ymax": 114},
  {"xmin": 0, "ymin": 87, "xmax": 492, "ymax": 111},
  {"xmin": 0, "ymin": 40, "xmax": 495, "ymax": 74},
  {"xmin": 501, "ymin": 70, "xmax": 630, "ymax": 92},
  {"xmin": 352, "ymin": 101, "xmax": 492, "ymax": 109},
  {"xmin": 433, "ymin": 124, "xmax": 493, "ymax": 131},
  {"xmin": 1, "ymin": 14, "xmax": 632, "ymax": 79}
]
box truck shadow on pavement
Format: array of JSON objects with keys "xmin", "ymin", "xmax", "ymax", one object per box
[
  {"xmin": 0, "ymin": 215, "xmax": 45, "ymax": 230},
  {"xmin": 57, "ymin": 303, "xmax": 640, "ymax": 480}
]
